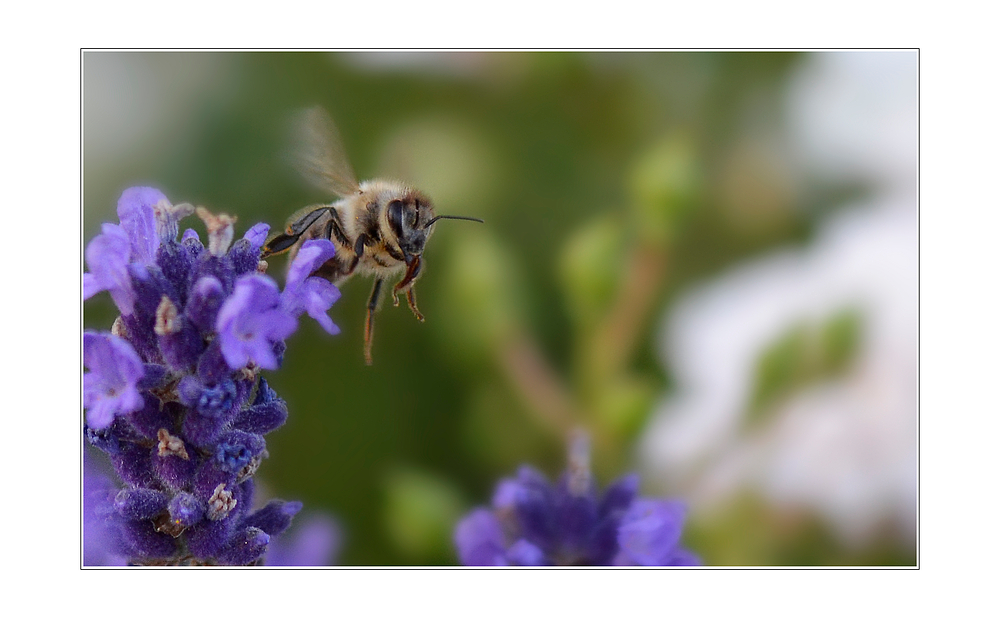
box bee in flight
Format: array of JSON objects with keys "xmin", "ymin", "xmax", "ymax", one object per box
[{"xmin": 262, "ymin": 107, "xmax": 483, "ymax": 365}]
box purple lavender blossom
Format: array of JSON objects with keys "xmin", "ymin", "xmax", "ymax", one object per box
[
  {"xmin": 454, "ymin": 434, "xmax": 700, "ymax": 566},
  {"xmin": 84, "ymin": 188, "xmax": 182, "ymax": 314},
  {"xmin": 615, "ymin": 498, "xmax": 691, "ymax": 566},
  {"xmin": 216, "ymin": 275, "xmax": 298, "ymax": 371},
  {"xmin": 263, "ymin": 512, "xmax": 342, "ymax": 566},
  {"xmin": 116, "ymin": 186, "xmax": 163, "ymax": 264},
  {"xmin": 280, "ymin": 239, "xmax": 342, "ymax": 335},
  {"xmin": 83, "ymin": 332, "xmax": 145, "ymax": 429},
  {"xmin": 84, "ymin": 451, "xmax": 128, "ymax": 566},
  {"xmin": 83, "ymin": 223, "xmax": 135, "ymax": 314},
  {"xmin": 83, "ymin": 186, "xmax": 341, "ymax": 566},
  {"xmin": 243, "ymin": 223, "xmax": 270, "ymax": 252}
]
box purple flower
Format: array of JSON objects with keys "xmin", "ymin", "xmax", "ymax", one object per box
[
  {"xmin": 454, "ymin": 433, "xmax": 700, "ymax": 566},
  {"xmin": 216, "ymin": 275, "xmax": 298, "ymax": 370},
  {"xmin": 83, "ymin": 187, "xmax": 342, "ymax": 566},
  {"xmin": 264, "ymin": 512, "xmax": 342, "ymax": 566},
  {"xmin": 84, "ymin": 451, "xmax": 127, "ymax": 566},
  {"xmin": 214, "ymin": 430, "xmax": 266, "ymax": 473},
  {"xmin": 454, "ymin": 508, "xmax": 511, "ymax": 566},
  {"xmin": 615, "ymin": 499, "xmax": 692, "ymax": 566},
  {"xmin": 84, "ymin": 187, "xmax": 180, "ymax": 314},
  {"xmin": 280, "ymin": 239, "xmax": 341, "ymax": 335},
  {"xmin": 243, "ymin": 223, "xmax": 270, "ymax": 252},
  {"xmin": 117, "ymin": 186, "xmax": 163, "ymax": 264},
  {"xmin": 83, "ymin": 223, "xmax": 136, "ymax": 314},
  {"xmin": 186, "ymin": 276, "xmax": 226, "ymax": 333},
  {"xmin": 83, "ymin": 332, "xmax": 145, "ymax": 430}
]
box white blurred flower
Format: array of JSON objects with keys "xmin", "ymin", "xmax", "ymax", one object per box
[
  {"xmin": 788, "ymin": 50, "xmax": 917, "ymax": 195},
  {"xmin": 639, "ymin": 51, "xmax": 917, "ymax": 547}
]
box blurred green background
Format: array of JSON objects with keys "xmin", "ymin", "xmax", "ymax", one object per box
[{"xmin": 83, "ymin": 51, "xmax": 916, "ymax": 566}]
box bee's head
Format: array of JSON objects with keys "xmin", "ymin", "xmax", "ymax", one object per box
[
  {"xmin": 386, "ymin": 191, "xmax": 434, "ymax": 257},
  {"xmin": 385, "ymin": 189, "xmax": 484, "ymax": 259}
]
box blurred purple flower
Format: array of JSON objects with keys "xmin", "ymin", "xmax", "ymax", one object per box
[
  {"xmin": 83, "ymin": 451, "xmax": 127, "ymax": 566},
  {"xmin": 614, "ymin": 499, "xmax": 690, "ymax": 566},
  {"xmin": 454, "ymin": 509, "xmax": 509, "ymax": 566},
  {"xmin": 264, "ymin": 512, "xmax": 342, "ymax": 566},
  {"xmin": 216, "ymin": 275, "xmax": 298, "ymax": 370},
  {"xmin": 83, "ymin": 332, "xmax": 145, "ymax": 430},
  {"xmin": 455, "ymin": 433, "xmax": 700, "ymax": 566},
  {"xmin": 280, "ymin": 239, "xmax": 341, "ymax": 335}
]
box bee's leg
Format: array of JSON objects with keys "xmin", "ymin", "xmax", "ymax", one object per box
[
  {"xmin": 324, "ymin": 211, "xmax": 353, "ymax": 251},
  {"xmin": 405, "ymin": 287, "xmax": 425, "ymax": 322},
  {"xmin": 364, "ymin": 278, "xmax": 384, "ymax": 366},
  {"xmin": 346, "ymin": 233, "xmax": 370, "ymax": 276},
  {"xmin": 262, "ymin": 207, "xmax": 332, "ymax": 258},
  {"xmin": 262, "ymin": 232, "xmax": 300, "ymax": 258},
  {"xmin": 391, "ymin": 255, "xmax": 423, "ymax": 318}
]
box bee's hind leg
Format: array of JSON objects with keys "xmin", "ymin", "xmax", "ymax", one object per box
[
  {"xmin": 392, "ymin": 255, "xmax": 425, "ymax": 321},
  {"xmin": 364, "ymin": 278, "xmax": 384, "ymax": 366}
]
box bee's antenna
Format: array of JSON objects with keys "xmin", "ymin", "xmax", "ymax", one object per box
[{"xmin": 426, "ymin": 215, "xmax": 485, "ymax": 226}]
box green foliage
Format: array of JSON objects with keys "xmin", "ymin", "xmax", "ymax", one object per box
[
  {"xmin": 628, "ymin": 135, "xmax": 701, "ymax": 244},
  {"xmin": 821, "ymin": 308, "xmax": 864, "ymax": 374},
  {"xmin": 593, "ymin": 376, "xmax": 658, "ymax": 441},
  {"xmin": 382, "ymin": 468, "xmax": 466, "ymax": 565},
  {"xmin": 460, "ymin": 380, "xmax": 558, "ymax": 475},
  {"xmin": 558, "ymin": 216, "xmax": 626, "ymax": 330},
  {"xmin": 684, "ymin": 492, "xmax": 916, "ymax": 566},
  {"xmin": 437, "ymin": 229, "xmax": 523, "ymax": 364},
  {"xmin": 747, "ymin": 308, "xmax": 864, "ymax": 428}
]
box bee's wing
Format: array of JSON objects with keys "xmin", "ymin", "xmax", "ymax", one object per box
[{"xmin": 291, "ymin": 106, "xmax": 361, "ymax": 198}]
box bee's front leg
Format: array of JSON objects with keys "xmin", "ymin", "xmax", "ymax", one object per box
[
  {"xmin": 405, "ymin": 287, "xmax": 424, "ymax": 322},
  {"xmin": 392, "ymin": 255, "xmax": 424, "ymax": 321}
]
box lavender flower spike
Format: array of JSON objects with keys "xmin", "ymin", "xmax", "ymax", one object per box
[
  {"xmin": 84, "ymin": 188, "xmax": 343, "ymax": 566},
  {"xmin": 281, "ymin": 239, "xmax": 341, "ymax": 335},
  {"xmin": 454, "ymin": 431, "xmax": 700, "ymax": 566},
  {"xmin": 83, "ymin": 332, "xmax": 145, "ymax": 429}
]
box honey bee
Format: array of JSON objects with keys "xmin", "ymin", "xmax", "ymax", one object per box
[{"xmin": 262, "ymin": 107, "xmax": 483, "ymax": 365}]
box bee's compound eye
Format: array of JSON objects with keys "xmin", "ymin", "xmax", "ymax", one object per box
[{"xmin": 387, "ymin": 199, "xmax": 405, "ymax": 237}]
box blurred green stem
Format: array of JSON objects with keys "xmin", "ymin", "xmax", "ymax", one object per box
[
  {"xmin": 496, "ymin": 242, "xmax": 671, "ymax": 470},
  {"xmin": 585, "ymin": 242, "xmax": 669, "ymax": 386},
  {"xmin": 498, "ymin": 329, "xmax": 580, "ymax": 439}
]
